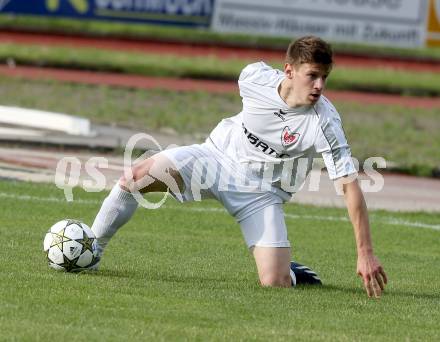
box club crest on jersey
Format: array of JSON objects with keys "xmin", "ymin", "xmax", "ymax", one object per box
[{"xmin": 281, "ymin": 126, "xmax": 300, "ymax": 147}]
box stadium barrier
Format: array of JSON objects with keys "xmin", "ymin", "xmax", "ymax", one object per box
[
  {"xmin": 0, "ymin": 0, "xmax": 438, "ymax": 47},
  {"xmin": 0, "ymin": 106, "xmax": 92, "ymax": 136}
]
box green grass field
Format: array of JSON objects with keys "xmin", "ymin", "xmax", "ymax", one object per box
[
  {"xmin": 2, "ymin": 42, "xmax": 440, "ymax": 96},
  {"xmin": 1, "ymin": 180, "xmax": 439, "ymax": 341}
]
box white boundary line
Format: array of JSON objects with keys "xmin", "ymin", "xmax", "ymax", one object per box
[{"xmin": 1, "ymin": 192, "xmax": 439, "ymax": 232}]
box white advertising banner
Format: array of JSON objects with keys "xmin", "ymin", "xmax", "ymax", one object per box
[{"xmin": 212, "ymin": 0, "xmax": 429, "ymax": 48}]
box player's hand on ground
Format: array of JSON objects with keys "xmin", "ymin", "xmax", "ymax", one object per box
[{"xmin": 357, "ymin": 254, "xmax": 388, "ymax": 298}]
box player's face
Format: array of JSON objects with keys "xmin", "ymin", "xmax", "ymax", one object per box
[{"xmin": 284, "ymin": 62, "xmax": 330, "ymax": 106}]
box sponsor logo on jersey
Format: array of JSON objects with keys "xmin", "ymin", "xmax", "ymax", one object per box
[
  {"xmin": 273, "ymin": 109, "xmax": 287, "ymax": 121},
  {"xmin": 242, "ymin": 124, "xmax": 289, "ymax": 158},
  {"xmin": 281, "ymin": 126, "xmax": 300, "ymax": 147}
]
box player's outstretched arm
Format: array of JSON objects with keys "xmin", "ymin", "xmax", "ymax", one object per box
[{"xmin": 339, "ymin": 177, "xmax": 388, "ymax": 298}]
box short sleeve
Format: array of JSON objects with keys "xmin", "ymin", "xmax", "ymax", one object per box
[
  {"xmin": 238, "ymin": 62, "xmax": 284, "ymax": 104},
  {"xmin": 315, "ymin": 114, "xmax": 357, "ymax": 180}
]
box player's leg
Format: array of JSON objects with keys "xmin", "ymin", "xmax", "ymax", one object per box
[
  {"xmin": 252, "ymin": 246, "xmax": 292, "ymax": 287},
  {"xmin": 239, "ymin": 203, "xmax": 321, "ymax": 287},
  {"xmin": 252, "ymin": 248, "xmax": 322, "ymax": 287},
  {"xmin": 91, "ymin": 153, "xmax": 184, "ymax": 255},
  {"xmin": 240, "ymin": 204, "xmax": 292, "ymax": 287},
  {"xmin": 120, "ymin": 154, "xmax": 184, "ymax": 195}
]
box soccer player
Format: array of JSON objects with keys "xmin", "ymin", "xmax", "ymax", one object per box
[{"xmin": 91, "ymin": 36, "xmax": 387, "ymax": 298}]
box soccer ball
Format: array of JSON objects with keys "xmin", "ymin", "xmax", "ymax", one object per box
[{"xmin": 43, "ymin": 219, "xmax": 99, "ymax": 272}]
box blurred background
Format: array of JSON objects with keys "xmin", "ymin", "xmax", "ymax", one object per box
[{"xmin": 0, "ymin": 0, "xmax": 439, "ymax": 209}]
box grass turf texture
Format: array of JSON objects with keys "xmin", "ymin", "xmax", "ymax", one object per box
[
  {"xmin": 1, "ymin": 76, "xmax": 439, "ymax": 176},
  {"xmin": 2, "ymin": 43, "xmax": 440, "ymax": 97},
  {"xmin": 2, "ymin": 14, "xmax": 440, "ymax": 61},
  {"xmin": 1, "ymin": 180, "xmax": 439, "ymax": 340}
]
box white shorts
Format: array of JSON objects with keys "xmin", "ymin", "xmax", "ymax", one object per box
[
  {"xmin": 160, "ymin": 142, "xmax": 291, "ymax": 248},
  {"xmin": 239, "ymin": 203, "xmax": 289, "ymax": 248}
]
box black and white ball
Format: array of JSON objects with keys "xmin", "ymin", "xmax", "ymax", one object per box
[{"xmin": 43, "ymin": 219, "xmax": 99, "ymax": 272}]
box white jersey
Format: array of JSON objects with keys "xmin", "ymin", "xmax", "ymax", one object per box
[{"xmin": 207, "ymin": 62, "xmax": 356, "ymax": 199}]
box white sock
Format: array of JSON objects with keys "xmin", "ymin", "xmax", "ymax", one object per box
[{"xmin": 91, "ymin": 184, "xmax": 138, "ymax": 255}]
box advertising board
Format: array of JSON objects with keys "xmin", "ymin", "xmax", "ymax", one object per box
[
  {"xmin": 212, "ymin": 0, "xmax": 429, "ymax": 48},
  {"xmin": 0, "ymin": 0, "xmax": 213, "ymax": 28}
]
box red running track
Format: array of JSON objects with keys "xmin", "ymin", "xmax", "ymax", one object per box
[
  {"xmin": 1, "ymin": 31, "xmax": 440, "ymax": 73},
  {"xmin": 1, "ymin": 64, "xmax": 438, "ymax": 109}
]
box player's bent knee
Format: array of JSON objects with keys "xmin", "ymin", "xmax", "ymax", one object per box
[
  {"xmin": 259, "ymin": 273, "xmax": 292, "ymax": 288},
  {"xmin": 119, "ymin": 157, "xmax": 183, "ymax": 194},
  {"xmin": 119, "ymin": 158, "xmax": 163, "ymax": 192}
]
